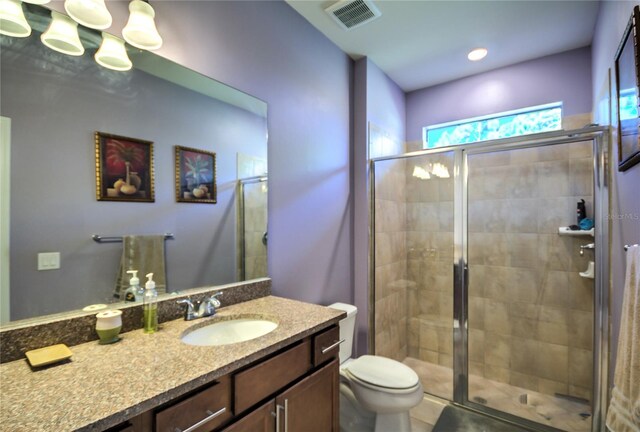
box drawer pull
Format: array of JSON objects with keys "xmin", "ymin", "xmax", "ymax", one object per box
[
  {"xmin": 276, "ymin": 403, "xmax": 284, "ymax": 432},
  {"xmin": 321, "ymin": 339, "xmax": 345, "ymax": 354},
  {"xmin": 174, "ymin": 407, "xmax": 226, "ymax": 432},
  {"xmin": 284, "ymin": 399, "xmax": 289, "ymax": 432}
]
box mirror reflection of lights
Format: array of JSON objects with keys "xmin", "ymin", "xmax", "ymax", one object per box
[{"xmin": 412, "ymin": 163, "xmax": 450, "ymax": 180}]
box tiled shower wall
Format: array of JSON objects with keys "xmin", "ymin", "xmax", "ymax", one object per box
[
  {"xmin": 372, "ymin": 122, "xmax": 410, "ymax": 361},
  {"xmin": 240, "ymin": 182, "xmax": 268, "ymax": 280},
  {"xmin": 466, "ymin": 141, "xmax": 594, "ymax": 400},
  {"xmin": 404, "ymin": 153, "xmax": 455, "ymax": 374}
]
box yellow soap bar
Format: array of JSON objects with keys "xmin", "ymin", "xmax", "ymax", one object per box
[{"xmin": 25, "ymin": 344, "xmax": 73, "ymax": 367}]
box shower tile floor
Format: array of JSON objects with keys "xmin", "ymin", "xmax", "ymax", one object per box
[{"xmin": 404, "ymin": 357, "xmax": 592, "ymax": 432}]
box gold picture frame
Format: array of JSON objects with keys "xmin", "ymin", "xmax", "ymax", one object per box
[
  {"xmin": 175, "ymin": 145, "xmax": 217, "ymax": 204},
  {"xmin": 614, "ymin": 5, "xmax": 640, "ymax": 172},
  {"xmin": 95, "ymin": 132, "xmax": 155, "ymax": 202}
]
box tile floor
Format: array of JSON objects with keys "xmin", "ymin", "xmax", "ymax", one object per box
[
  {"xmin": 405, "ymin": 357, "xmax": 593, "ymax": 432},
  {"xmin": 410, "ymin": 394, "xmax": 446, "ymax": 432}
]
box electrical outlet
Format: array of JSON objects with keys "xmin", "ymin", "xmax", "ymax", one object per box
[{"xmin": 37, "ymin": 252, "xmax": 60, "ymax": 271}]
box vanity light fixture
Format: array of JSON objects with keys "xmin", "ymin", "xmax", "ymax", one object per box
[
  {"xmin": 64, "ymin": 0, "xmax": 111, "ymax": 30},
  {"xmin": 122, "ymin": 0, "xmax": 162, "ymax": 50},
  {"xmin": 95, "ymin": 32, "xmax": 132, "ymax": 71},
  {"xmin": 0, "ymin": 0, "xmax": 31, "ymax": 37},
  {"xmin": 467, "ymin": 47, "xmax": 488, "ymax": 61},
  {"xmin": 41, "ymin": 10, "xmax": 84, "ymax": 56}
]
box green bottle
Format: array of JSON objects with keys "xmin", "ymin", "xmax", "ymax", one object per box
[{"xmin": 143, "ymin": 273, "xmax": 158, "ymax": 334}]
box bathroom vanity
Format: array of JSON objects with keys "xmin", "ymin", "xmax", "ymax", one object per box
[{"xmin": 0, "ymin": 296, "xmax": 344, "ymax": 432}]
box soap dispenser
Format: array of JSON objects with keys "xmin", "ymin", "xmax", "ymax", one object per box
[
  {"xmin": 123, "ymin": 270, "xmax": 143, "ymax": 302},
  {"xmin": 143, "ymin": 272, "xmax": 158, "ymax": 334}
]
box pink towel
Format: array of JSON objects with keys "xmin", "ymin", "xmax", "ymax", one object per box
[{"xmin": 607, "ymin": 245, "xmax": 640, "ymax": 431}]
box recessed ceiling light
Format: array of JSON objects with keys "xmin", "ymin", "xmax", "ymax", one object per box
[{"xmin": 468, "ymin": 48, "xmax": 488, "ymax": 61}]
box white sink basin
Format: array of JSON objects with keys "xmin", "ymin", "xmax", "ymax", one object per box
[{"xmin": 181, "ymin": 318, "xmax": 278, "ymax": 346}]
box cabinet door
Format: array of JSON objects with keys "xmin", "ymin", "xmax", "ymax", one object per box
[
  {"xmin": 223, "ymin": 400, "xmax": 275, "ymax": 432},
  {"xmin": 275, "ymin": 359, "xmax": 339, "ymax": 432}
]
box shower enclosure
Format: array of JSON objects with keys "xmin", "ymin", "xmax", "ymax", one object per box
[
  {"xmin": 237, "ymin": 176, "xmax": 268, "ymax": 281},
  {"xmin": 370, "ymin": 128, "xmax": 609, "ymax": 432}
]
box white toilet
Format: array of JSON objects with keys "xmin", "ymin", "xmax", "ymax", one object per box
[{"xmin": 329, "ymin": 303, "xmax": 424, "ymax": 432}]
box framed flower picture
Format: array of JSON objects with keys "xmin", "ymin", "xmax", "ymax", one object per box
[
  {"xmin": 175, "ymin": 146, "xmax": 217, "ymax": 204},
  {"xmin": 95, "ymin": 132, "xmax": 155, "ymax": 202}
]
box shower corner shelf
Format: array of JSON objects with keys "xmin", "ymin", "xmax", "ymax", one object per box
[{"xmin": 558, "ymin": 227, "xmax": 595, "ymax": 237}]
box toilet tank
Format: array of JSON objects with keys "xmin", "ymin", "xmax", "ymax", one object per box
[{"xmin": 328, "ymin": 303, "xmax": 357, "ymax": 364}]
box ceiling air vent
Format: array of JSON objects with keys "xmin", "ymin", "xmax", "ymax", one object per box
[{"xmin": 325, "ymin": 0, "xmax": 381, "ymax": 31}]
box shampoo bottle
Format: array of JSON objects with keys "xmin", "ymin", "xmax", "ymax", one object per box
[
  {"xmin": 123, "ymin": 270, "xmax": 142, "ymax": 302},
  {"xmin": 577, "ymin": 199, "xmax": 586, "ymax": 224},
  {"xmin": 143, "ymin": 273, "xmax": 158, "ymax": 334}
]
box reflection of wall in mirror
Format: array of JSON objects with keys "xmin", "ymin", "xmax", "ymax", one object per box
[
  {"xmin": 0, "ymin": 35, "xmax": 267, "ymax": 321},
  {"xmin": 1, "ymin": 117, "xmax": 10, "ymax": 324}
]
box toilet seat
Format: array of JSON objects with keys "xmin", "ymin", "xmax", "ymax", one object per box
[{"xmin": 344, "ymin": 355, "xmax": 420, "ymax": 392}]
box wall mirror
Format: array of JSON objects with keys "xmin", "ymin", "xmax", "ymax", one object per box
[{"xmin": 0, "ymin": 4, "xmax": 268, "ymax": 324}]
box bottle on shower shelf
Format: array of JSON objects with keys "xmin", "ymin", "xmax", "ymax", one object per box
[{"xmin": 577, "ymin": 199, "xmax": 586, "ymax": 224}]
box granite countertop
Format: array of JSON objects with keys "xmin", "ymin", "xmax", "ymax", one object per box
[{"xmin": 0, "ymin": 296, "xmax": 344, "ymax": 432}]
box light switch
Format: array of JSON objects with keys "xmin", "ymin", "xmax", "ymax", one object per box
[{"xmin": 37, "ymin": 252, "xmax": 60, "ymax": 271}]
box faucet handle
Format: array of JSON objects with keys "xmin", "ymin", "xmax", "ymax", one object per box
[
  {"xmin": 177, "ymin": 298, "xmax": 196, "ymax": 320},
  {"xmin": 198, "ymin": 293, "xmax": 222, "ymax": 317},
  {"xmin": 208, "ymin": 292, "xmax": 222, "ymax": 308}
]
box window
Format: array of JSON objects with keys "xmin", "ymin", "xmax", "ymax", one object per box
[
  {"xmin": 619, "ymin": 88, "xmax": 639, "ymax": 121},
  {"xmin": 424, "ymin": 103, "xmax": 562, "ymax": 149}
]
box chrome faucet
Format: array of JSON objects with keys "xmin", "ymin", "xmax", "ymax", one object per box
[{"xmin": 177, "ymin": 292, "xmax": 223, "ymax": 321}]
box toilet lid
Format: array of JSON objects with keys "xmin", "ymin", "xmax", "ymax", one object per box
[{"xmin": 346, "ymin": 355, "xmax": 419, "ymax": 389}]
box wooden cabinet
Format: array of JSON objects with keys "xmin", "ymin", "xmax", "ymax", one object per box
[
  {"xmin": 222, "ymin": 400, "xmax": 275, "ymax": 432},
  {"xmin": 155, "ymin": 376, "xmax": 232, "ymax": 432},
  {"xmin": 117, "ymin": 325, "xmax": 340, "ymax": 432},
  {"xmin": 234, "ymin": 340, "xmax": 311, "ymax": 414},
  {"xmin": 312, "ymin": 325, "xmax": 342, "ymax": 366},
  {"xmin": 274, "ymin": 359, "xmax": 339, "ymax": 432}
]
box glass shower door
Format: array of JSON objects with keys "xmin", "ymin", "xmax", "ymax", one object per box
[
  {"xmin": 372, "ymin": 151, "xmax": 455, "ymax": 400},
  {"xmin": 465, "ymin": 141, "xmax": 595, "ymax": 432},
  {"xmin": 238, "ymin": 177, "xmax": 268, "ymax": 281}
]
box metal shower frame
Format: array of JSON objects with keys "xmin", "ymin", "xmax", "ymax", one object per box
[{"xmin": 368, "ymin": 127, "xmax": 610, "ymax": 432}]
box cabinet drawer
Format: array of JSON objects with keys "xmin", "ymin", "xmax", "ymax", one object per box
[
  {"xmin": 234, "ymin": 340, "xmax": 311, "ymax": 414},
  {"xmin": 313, "ymin": 326, "xmax": 342, "ymax": 366},
  {"xmin": 155, "ymin": 376, "xmax": 232, "ymax": 432},
  {"xmin": 222, "ymin": 399, "xmax": 275, "ymax": 432}
]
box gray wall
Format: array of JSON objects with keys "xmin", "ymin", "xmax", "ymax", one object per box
[
  {"xmin": 2, "ymin": 35, "xmax": 266, "ymax": 319},
  {"xmin": 591, "ymin": 0, "xmax": 640, "ymax": 386}
]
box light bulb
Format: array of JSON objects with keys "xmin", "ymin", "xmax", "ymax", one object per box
[
  {"xmin": 95, "ymin": 32, "xmax": 132, "ymax": 71},
  {"xmin": 122, "ymin": 0, "xmax": 162, "ymax": 50},
  {"xmin": 0, "ymin": 0, "xmax": 31, "ymax": 38},
  {"xmin": 41, "ymin": 10, "xmax": 84, "ymax": 56},
  {"xmin": 22, "ymin": 0, "xmax": 51, "ymax": 4},
  {"xmin": 64, "ymin": 0, "xmax": 111, "ymax": 30}
]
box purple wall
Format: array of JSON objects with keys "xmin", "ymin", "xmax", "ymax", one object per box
[
  {"xmin": 45, "ymin": 1, "xmax": 355, "ymax": 307},
  {"xmin": 591, "ymin": 0, "xmax": 640, "ymax": 386},
  {"xmin": 353, "ymin": 58, "xmax": 406, "ymax": 355},
  {"xmin": 406, "ymin": 47, "xmax": 593, "ymax": 143},
  {"xmin": 155, "ymin": 1, "xmax": 354, "ymax": 307}
]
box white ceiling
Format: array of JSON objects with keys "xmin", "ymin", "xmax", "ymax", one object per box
[{"xmin": 286, "ymin": 0, "xmax": 601, "ymax": 92}]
